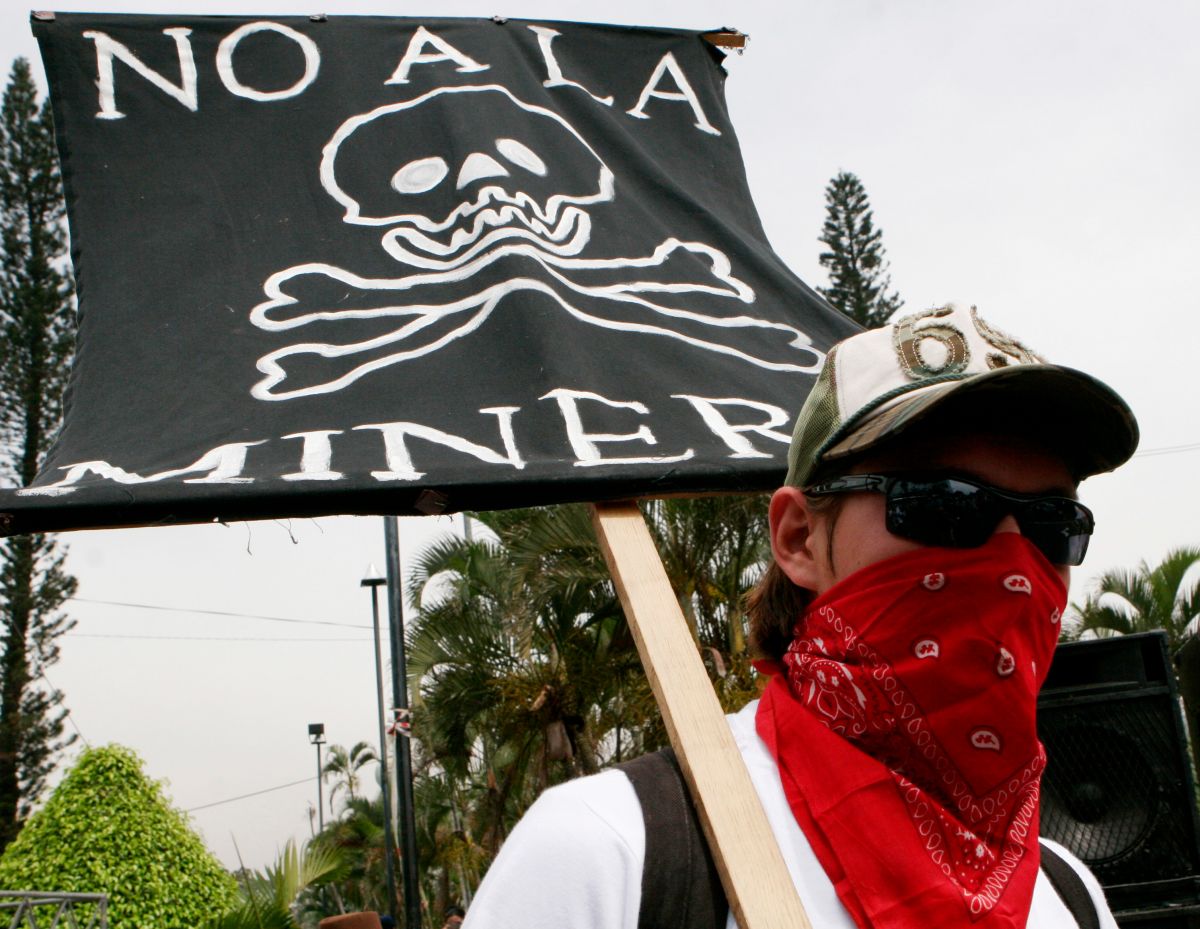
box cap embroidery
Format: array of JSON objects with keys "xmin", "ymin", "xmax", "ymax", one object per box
[
  {"xmin": 970, "ymin": 306, "xmax": 1045, "ymax": 366},
  {"xmin": 892, "ymin": 306, "xmax": 970, "ymax": 380}
]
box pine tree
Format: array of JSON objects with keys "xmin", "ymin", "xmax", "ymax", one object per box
[
  {"xmin": 817, "ymin": 171, "xmax": 904, "ymax": 329},
  {"xmin": 0, "ymin": 58, "xmax": 77, "ymax": 851}
]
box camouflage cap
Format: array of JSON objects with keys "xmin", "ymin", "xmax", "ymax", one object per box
[{"xmin": 784, "ymin": 304, "xmax": 1139, "ymax": 487}]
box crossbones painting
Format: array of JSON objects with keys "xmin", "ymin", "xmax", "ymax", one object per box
[{"xmin": 249, "ymin": 84, "xmax": 821, "ymax": 400}]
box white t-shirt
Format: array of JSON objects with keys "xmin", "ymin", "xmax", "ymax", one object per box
[{"xmin": 464, "ymin": 700, "xmax": 1116, "ymax": 929}]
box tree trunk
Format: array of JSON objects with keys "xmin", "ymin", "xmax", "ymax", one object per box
[{"xmin": 0, "ymin": 534, "xmax": 34, "ymax": 850}]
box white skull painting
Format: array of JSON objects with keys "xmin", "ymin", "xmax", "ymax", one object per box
[{"xmin": 249, "ymin": 83, "xmax": 821, "ymax": 400}]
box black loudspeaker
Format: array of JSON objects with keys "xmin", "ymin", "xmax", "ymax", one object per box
[{"xmin": 1038, "ymin": 631, "xmax": 1200, "ymax": 927}]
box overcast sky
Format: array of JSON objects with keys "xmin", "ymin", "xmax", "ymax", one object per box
[{"xmin": 2, "ymin": 0, "xmax": 1197, "ymax": 872}]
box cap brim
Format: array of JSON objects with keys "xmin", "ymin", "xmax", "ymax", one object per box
[{"xmin": 819, "ymin": 364, "xmax": 1139, "ymax": 480}]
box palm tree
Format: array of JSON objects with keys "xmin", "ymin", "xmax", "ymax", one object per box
[
  {"xmin": 1066, "ymin": 546, "xmax": 1200, "ymax": 648},
  {"xmin": 410, "ymin": 765, "xmax": 485, "ymax": 919},
  {"xmin": 322, "ymin": 742, "xmax": 379, "ymax": 811},
  {"xmin": 641, "ymin": 494, "xmax": 770, "ymax": 710},
  {"xmin": 403, "ymin": 496, "xmax": 774, "ymax": 869},
  {"xmin": 405, "ymin": 508, "xmax": 637, "ymax": 853},
  {"xmin": 310, "ymin": 794, "xmax": 389, "ymax": 916},
  {"xmin": 204, "ymin": 839, "xmax": 345, "ymax": 929}
]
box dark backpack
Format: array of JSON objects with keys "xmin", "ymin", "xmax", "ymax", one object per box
[{"xmin": 618, "ymin": 748, "xmax": 1099, "ymax": 929}]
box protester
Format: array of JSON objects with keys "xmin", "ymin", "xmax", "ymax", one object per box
[{"xmin": 463, "ymin": 304, "xmax": 1136, "ymax": 929}]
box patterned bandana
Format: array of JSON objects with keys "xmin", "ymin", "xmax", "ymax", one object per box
[{"xmin": 755, "ymin": 533, "xmax": 1066, "ymax": 929}]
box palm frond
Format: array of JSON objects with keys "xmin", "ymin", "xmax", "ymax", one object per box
[{"xmin": 1071, "ymin": 547, "xmax": 1200, "ymax": 648}]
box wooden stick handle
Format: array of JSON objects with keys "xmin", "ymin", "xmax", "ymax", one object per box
[{"xmin": 591, "ymin": 501, "xmax": 814, "ymax": 929}]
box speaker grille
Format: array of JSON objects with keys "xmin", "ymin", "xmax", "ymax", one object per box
[
  {"xmin": 1040, "ymin": 695, "xmax": 1190, "ymax": 881},
  {"xmin": 1038, "ymin": 633, "xmax": 1200, "ymax": 922}
]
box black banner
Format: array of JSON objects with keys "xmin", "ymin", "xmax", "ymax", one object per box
[{"xmin": 1, "ymin": 14, "xmax": 855, "ymax": 533}]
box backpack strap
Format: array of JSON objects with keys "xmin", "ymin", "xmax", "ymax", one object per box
[
  {"xmin": 1038, "ymin": 840, "xmax": 1100, "ymax": 929},
  {"xmin": 617, "ymin": 748, "xmax": 727, "ymax": 929},
  {"xmin": 620, "ymin": 749, "xmax": 1099, "ymax": 929}
]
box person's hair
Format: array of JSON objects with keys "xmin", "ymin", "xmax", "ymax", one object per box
[
  {"xmin": 745, "ymin": 560, "xmax": 812, "ymax": 661},
  {"xmin": 444, "ymin": 906, "xmax": 466, "ymax": 919},
  {"xmin": 745, "ymin": 491, "xmax": 844, "ymax": 662}
]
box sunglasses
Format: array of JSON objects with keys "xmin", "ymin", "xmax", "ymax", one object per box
[{"xmin": 804, "ymin": 473, "xmax": 1094, "ymax": 566}]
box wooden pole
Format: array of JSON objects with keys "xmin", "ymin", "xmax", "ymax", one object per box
[{"xmin": 591, "ymin": 501, "xmax": 814, "ymax": 929}]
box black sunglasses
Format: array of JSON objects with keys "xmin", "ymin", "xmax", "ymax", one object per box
[{"xmin": 804, "ymin": 473, "xmax": 1094, "ymax": 566}]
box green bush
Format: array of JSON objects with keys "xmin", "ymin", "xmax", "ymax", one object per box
[{"xmin": 0, "ymin": 744, "xmax": 238, "ymax": 929}]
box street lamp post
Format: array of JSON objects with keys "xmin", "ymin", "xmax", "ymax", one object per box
[
  {"xmin": 308, "ymin": 722, "xmax": 325, "ymax": 832},
  {"xmin": 362, "ymin": 566, "xmax": 400, "ymax": 921}
]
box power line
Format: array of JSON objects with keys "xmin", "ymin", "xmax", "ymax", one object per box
[
  {"xmin": 37, "ymin": 668, "xmax": 88, "ymax": 749},
  {"xmin": 1135, "ymin": 441, "xmax": 1200, "ymax": 458},
  {"xmin": 187, "ymin": 777, "xmax": 315, "ymax": 813},
  {"xmin": 67, "ymin": 597, "xmax": 370, "ymax": 630}
]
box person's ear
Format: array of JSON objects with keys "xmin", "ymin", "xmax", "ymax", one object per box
[{"xmin": 769, "ymin": 486, "xmax": 823, "ymax": 593}]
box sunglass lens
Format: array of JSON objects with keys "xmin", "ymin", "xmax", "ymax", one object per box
[
  {"xmin": 1015, "ymin": 499, "xmax": 1094, "ymax": 566},
  {"xmin": 886, "ymin": 479, "xmax": 1093, "ymax": 566},
  {"xmin": 886, "ymin": 478, "xmax": 1000, "ymax": 549},
  {"xmin": 1026, "ymin": 528, "xmax": 1089, "ymax": 566}
]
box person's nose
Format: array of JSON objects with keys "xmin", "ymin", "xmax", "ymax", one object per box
[
  {"xmin": 993, "ymin": 513, "xmax": 1021, "ymax": 536},
  {"xmin": 992, "ymin": 511, "xmax": 1071, "ymax": 586}
]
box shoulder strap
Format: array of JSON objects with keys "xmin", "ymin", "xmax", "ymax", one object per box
[
  {"xmin": 1039, "ymin": 840, "xmax": 1100, "ymax": 929},
  {"xmin": 617, "ymin": 748, "xmax": 727, "ymax": 929}
]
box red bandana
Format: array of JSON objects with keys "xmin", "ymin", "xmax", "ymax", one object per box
[{"xmin": 755, "ymin": 533, "xmax": 1066, "ymax": 929}]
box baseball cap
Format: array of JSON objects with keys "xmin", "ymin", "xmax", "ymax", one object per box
[{"xmin": 784, "ymin": 304, "xmax": 1139, "ymax": 487}]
